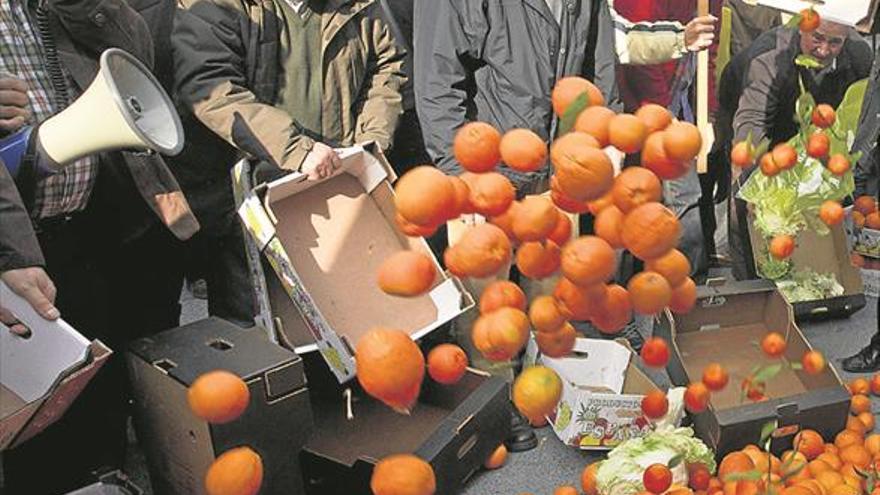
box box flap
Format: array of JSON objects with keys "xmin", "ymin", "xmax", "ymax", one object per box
[
  {"xmin": 756, "ymin": 0, "xmax": 877, "ymax": 30},
  {"xmin": 543, "ymin": 339, "xmax": 633, "ymax": 393}
]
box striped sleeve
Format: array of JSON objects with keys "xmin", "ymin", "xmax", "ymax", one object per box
[{"xmin": 611, "ymin": 6, "xmax": 686, "ymax": 65}]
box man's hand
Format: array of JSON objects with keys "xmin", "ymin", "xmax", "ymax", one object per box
[
  {"xmin": 684, "ymin": 15, "xmax": 717, "ymax": 53},
  {"xmin": 1, "ymin": 267, "xmax": 59, "ymax": 336},
  {"xmin": 300, "ymin": 142, "xmax": 342, "ymax": 181},
  {"xmin": 0, "ymin": 76, "xmax": 31, "ymax": 133}
]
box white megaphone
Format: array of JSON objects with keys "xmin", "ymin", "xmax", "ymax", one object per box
[{"xmin": 0, "ymin": 48, "xmax": 183, "ymax": 177}]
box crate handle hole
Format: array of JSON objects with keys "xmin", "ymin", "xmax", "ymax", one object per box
[
  {"xmin": 457, "ymin": 434, "xmax": 478, "ymax": 460},
  {"xmin": 208, "ymin": 339, "xmax": 233, "ymax": 351},
  {"xmin": 152, "ymin": 359, "xmax": 177, "ymax": 374}
]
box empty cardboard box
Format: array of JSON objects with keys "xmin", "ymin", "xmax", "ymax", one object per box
[
  {"xmin": 126, "ymin": 318, "xmax": 312, "ymax": 494},
  {"xmin": 65, "ymin": 471, "xmax": 143, "ymax": 495},
  {"xmin": 299, "ymin": 352, "xmax": 510, "ymax": 495},
  {"xmin": 655, "ymin": 279, "xmax": 850, "ymax": 458},
  {"xmin": 541, "ymin": 338, "xmax": 665, "ymax": 450},
  {"xmin": 748, "ymin": 218, "xmax": 866, "ymax": 320},
  {"xmin": 232, "ymin": 144, "xmax": 473, "ymax": 383},
  {"xmin": 0, "ymin": 281, "xmax": 111, "ymax": 450}
]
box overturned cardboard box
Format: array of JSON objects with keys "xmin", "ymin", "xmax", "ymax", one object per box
[
  {"xmin": 0, "ymin": 281, "xmax": 111, "ymax": 450},
  {"xmin": 655, "ymin": 279, "xmax": 850, "ymax": 459},
  {"xmin": 536, "ymin": 338, "xmax": 669, "ymax": 450},
  {"xmin": 748, "ymin": 216, "xmax": 866, "ymax": 320},
  {"xmin": 232, "ymin": 144, "xmax": 473, "ymax": 383}
]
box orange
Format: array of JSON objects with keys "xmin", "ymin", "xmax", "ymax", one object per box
[
  {"xmin": 587, "ymin": 189, "xmax": 616, "ymax": 215},
  {"xmin": 815, "ymin": 471, "xmax": 844, "ymax": 491},
  {"xmin": 448, "ymin": 175, "xmax": 474, "ymax": 217},
  {"xmin": 513, "ymin": 196, "xmax": 559, "ymax": 242},
  {"xmin": 554, "ymin": 278, "xmax": 605, "ymax": 321},
  {"xmin": 829, "ymin": 484, "xmax": 861, "ymax": 495},
  {"xmin": 646, "ymin": 249, "xmax": 692, "ymax": 287},
  {"xmin": 621, "ymin": 202, "xmax": 682, "ymax": 261},
  {"xmin": 554, "ymin": 486, "xmax": 579, "ymax": 495},
  {"xmin": 848, "ymin": 415, "xmax": 869, "ymax": 437},
  {"xmin": 535, "ymin": 322, "xmax": 577, "ymax": 358},
  {"xmin": 684, "ymin": 382, "xmax": 710, "ymax": 413},
  {"xmin": 641, "ymin": 337, "xmax": 671, "ymax": 367},
  {"xmin": 816, "ymin": 452, "xmax": 842, "ymax": 471},
  {"xmin": 483, "ymin": 444, "xmax": 508, "ymax": 470},
  {"xmin": 552, "ymin": 76, "xmax": 605, "ymax": 116},
  {"xmin": 427, "ymin": 344, "xmax": 468, "ymax": 385},
  {"xmin": 798, "ymin": 480, "xmax": 828, "ymax": 495},
  {"xmin": 864, "ymin": 433, "xmax": 880, "ymax": 456},
  {"xmin": 561, "ymin": 236, "xmax": 617, "ymax": 287},
  {"xmin": 824, "ymin": 444, "xmax": 838, "ymax": 455},
  {"xmin": 530, "ymin": 295, "xmax": 568, "ymax": 333},
  {"xmin": 800, "ymin": 8, "xmax": 821, "ymax": 32},
  {"xmin": 188, "ymin": 370, "xmax": 251, "ymax": 425},
  {"xmin": 819, "ymin": 201, "xmax": 845, "ymax": 226},
  {"xmin": 803, "ymin": 351, "xmax": 826, "ymax": 375},
  {"xmin": 781, "ymin": 450, "xmax": 809, "ymax": 477},
  {"xmin": 770, "ymin": 235, "xmax": 796, "ymax": 260},
  {"xmin": 582, "ymin": 462, "xmax": 600, "ymax": 495},
  {"xmin": 702, "ymin": 363, "xmax": 729, "ymax": 391},
  {"xmin": 827, "ymin": 155, "xmax": 851, "ymax": 176},
  {"xmin": 627, "ymin": 271, "xmax": 673, "ymax": 315},
  {"xmin": 548, "ymin": 210, "xmax": 574, "ymax": 246},
  {"xmin": 516, "ymin": 240, "xmax": 561, "ymax": 280},
  {"xmin": 609, "ymin": 114, "xmax": 648, "ymax": 153},
  {"xmin": 479, "ymin": 280, "xmax": 527, "ymax": 314},
  {"xmin": 663, "ymin": 122, "xmax": 702, "ymax": 162},
  {"xmin": 772, "ymin": 143, "xmax": 798, "ymax": 170},
  {"xmin": 689, "ymin": 464, "xmax": 712, "ymax": 491},
  {"xmin": 808, "ymin": 459, "xmax": 833, "ymax": 477},
  {"xmin": 796, "ymin": 430, "xmax": 826, "ymax": 460},
  {"xmin": 643, "ymin": 131, "xmax": 689, "ymax": 180},
  {"xmin": 377, "ymin": 251, "xmax": 437, "ymax": 297},
  {"xmin": 204, "ymin": 446, "xmax": 263, "ymax": 495},
  {"xmin": 551, "ymin": 132, "xmax": 614, "ymax": 202},
  {"xmin": 513, "ymin": 365, "xmax": 563, "ymax": 425},
  {"xmin": 835, "ymin": 430, "xmax": 864, "ymax": 450},
  {"xmin": 719, "ymin": 452, "xmax": 756, "ymax": 482},
  {"xmin": 854, "ymin": 196, "xmax": 878, "ymax": 216},
  {"xmin": 444, "ymin": 223, "xmax": 511, "ymax": 279},
  {"xmin": 371, "ymin": 454, "xmax": 436, "ymax": 495},
  {"xmin": 761, "ymin": 152, "xmax": 781, "ymax": 177},
  {"xmin": 669, "ymin": 278, "xmax": 698, "ymax": 314},
  {"xmin": 841, "ymin": 445, "xmax": 872, "ymax": 469},
  {"xmin": 807, "ymin": 132, "xmax": 830, "ymax": 159},
  {"xmin": 761, "ymin": 332, "xmax": 788, "ymax": 358},
  {"xmin": 500, "ymin": 128, "xmax": 547, "ymax": 173},
  {"xmin": 812, "ymin": 104, "xmax": 836, "ymax": 128},
  {"xmin": 472, "ymin": 307, "xmax": 530, "ymax": 362},
  {"xmin": 575, "ymin": 105, "xmax": 616, "ymax": 147},
  {"xmin": 725, "ymin": 481, "xmax": 760, "ymax": 495},
  {"xmin": 635, "ymin": 104, "xmax": 673, "ymax": 134},
  {"xmin": 612, "ymin": 166, "xmax": 663, "ymax": 213},
  {"xmin": 551, "ymin": 176, "xmax": 591, "ymax": 214},
  {"xmin": 356, "ymin": 328, "xmax": 425, "ymax": 413},
  {"xmin": 453, "ymin": 121, "xmax": 501, "ymax": 173},
  {"xmin": 641, "ymin": 390, "xmax": 669, "ymax": 419},
  {"xmin": 594, "ymin": 204, "xmax": 626, "ymax": 248},
  {"xmin": 489, "ymin": 200, "xmax": 520, "ymax": 241},
  {"xmin": 868, "ymin": 213, "xmax": 880, "ymax": 229},
  {"xmin": 590, "ymin": 284, "xmax": 633, "ymax": 335},
  {"xmin": 644, "ymin": 463, "xmax": 674, "ymax": 494},
  {"xmin": 731, "ymin": 141, "xmax": 754, "ymax": 168},
  {"xmin": 852, "ymin": 394, "xmax": 872, "ymax": 414},
  {"xmin": 852, "ymin": 253, "xmax": 867, "ymax": 268},
  {"xmin": 395, "ymin": 212, "xmax": 439, "ymax": 238},
  {"xmin": 394, "ymin": 166, "xmax": 456, "ymax": 226},
  {"xmin": 469, "ymin": 172, "xmax": 516, "ymax": 217}
]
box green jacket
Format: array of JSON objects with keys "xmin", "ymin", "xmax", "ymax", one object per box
[{"xmin": 173, "ymin": 0, "xmax": 407, "ymax": 171}]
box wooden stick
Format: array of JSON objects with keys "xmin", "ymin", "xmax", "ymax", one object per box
[{"xmin": 696, "ymin": 0, "xmax": 713, "ymax": 174}]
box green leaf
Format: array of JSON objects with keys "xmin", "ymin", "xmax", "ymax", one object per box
[
  {"xmin": 753, "ymin": 363, "xmax": 784, "ymax": 384},
  {"xmin": 724, "ymin": 470, "xmax": 764, "ymax": 482},
  {"xmin": 785, "ymin": 13, "xmax": 803, "ymax": 29},
  {"xmin": 558, "ymin": 92, "xmax": 589, "ymax": 136},
  {"xmin": 760, "ymin": 420, "xmax": 778, "ymax": 447},
  {"xmin": 780, "ymin": 462, "xmax": 806, "ymax": 482},
  {"xmin": 754, "ymin": 137, "xmax": 771, "ymax": 159},
  {"xmin": 789, "ymin": 362, "xmax": 803, "ymax": 370},
  {"xmin": 668, "ymin": 454, "xmax": 684, "ymax": 469},
  {"xmin": 795, "ymin": 54, "xmax": 823, "ymax": 69}
]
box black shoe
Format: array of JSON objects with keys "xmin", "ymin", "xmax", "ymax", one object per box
[
  {"xmin": 504, "ymin": 410, "xmax": 538, "ymax": 452},
  {"xmin": 842, "ymin": 344, "xmax": 880, "ymax": 373}
]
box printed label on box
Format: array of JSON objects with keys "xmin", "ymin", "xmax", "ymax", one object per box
[{"xmin": 550, "ymin": 393, "xmax": 652, "ymax": 449}]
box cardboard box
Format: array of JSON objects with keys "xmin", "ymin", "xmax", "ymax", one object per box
[
  {"xmin": 126, "ymin": 318, "xmax": 313, "ymax": 494},
  {"xmin": 0, "ymin": 281, "xmax": 111, "ymax": 450},
  {"xmin": 539, "ymin": 339, "xmax": 665, "ymax": 450},
  {"xmin": 748, "ymin": 217, "xmax": 866, "ymax": 320},
  {"xmin": 299, "ymin": 352, "xmax": 510, "ymax": 495},
  {"xmin": 756, "ymin": 0, "xmax": 880, "ymax": 32},
  {"xmin": 65, "ymin": 471, "xmax": 143, "ymax": 495},
  {"xmin": 232, "ymin": 144, "xmax": 473, "ymax": 383},
  {"xmin": 845, "ymin": 209, "xmax": 880, "ymax": 259},
  {"xmin": 861, "ymin": 268, "xmax": 880, "ymax": 298},
  {"xmin": 655, "ymin": 279, "xmax": 850, "ymax": 458}
]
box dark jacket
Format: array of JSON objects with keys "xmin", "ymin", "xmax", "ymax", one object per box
[
  {"xmin": 34, "ymin": 0, "xmax": 199, "ymax": 242},
  {"xmin": 852, "ymin": 49, "xmax": 880, "ymax": 199},
  {"xmin": 413, "ymin": 0, "xmax": 621, "ymax": 190},
  {"xmin": 718, "ymin": 27, "xmax": 871, "ymax": 152},
  {"xmin": 725, "ymin": 0, "xmax": 781, "ymax": 58},
  {"xmin": 0, "ymin": 161, "xmax": 43, "ymax": 272}
]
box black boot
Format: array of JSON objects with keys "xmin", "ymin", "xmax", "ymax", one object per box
[
  {"xmin": 504, "ymin": 410, "xmax": 538, "ymax": 452},
  {"xmin": 842, "ymin": 338, "xmax": 880, "ymax": 373}
]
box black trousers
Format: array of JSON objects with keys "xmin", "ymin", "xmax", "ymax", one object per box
[{"xmin": 2, "ymin": 207, "xmax": 183, "ymax": 494}]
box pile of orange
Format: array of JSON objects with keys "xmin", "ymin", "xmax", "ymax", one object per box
[
  {"xmin": 529, "ymin": 295, "xmax": 577, "ymax": 358},
  {"xmin": 852, "ymin": 196, "xmax": 880, "ymax": 230}
]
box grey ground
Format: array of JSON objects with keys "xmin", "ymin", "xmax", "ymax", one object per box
[{"xmin": 120, "ymin": 287, "xmax": 879, "ymax": 495}]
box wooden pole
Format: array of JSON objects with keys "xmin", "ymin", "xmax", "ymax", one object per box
[{"xmin": 696, "ymin": 0, "xmax": 712, "ymax": 174}]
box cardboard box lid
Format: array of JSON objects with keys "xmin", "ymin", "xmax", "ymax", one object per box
[
  {"xmin": 0, "ymin": 281, "xmax": 111, "ymax": 450},
  {"xmin": 235, "ymin": 145, "xmax": 472, "ymax": 383},
  {"xmin": 127, "ymin": 317, "xmax": 305, "ymax": 391}
]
